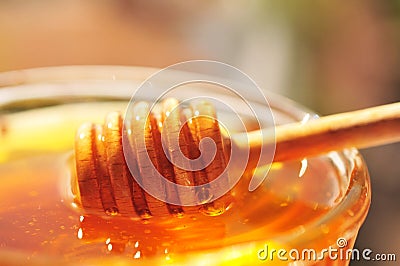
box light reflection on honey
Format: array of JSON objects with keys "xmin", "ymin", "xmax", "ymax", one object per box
[{"xmin": 0, "ymin": 103, "xmax": 369, "ymax": 265}]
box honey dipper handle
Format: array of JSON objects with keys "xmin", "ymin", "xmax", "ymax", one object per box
[{"xmin": 238, "ymin": 102, "xmax": 400, "ymax": 162}]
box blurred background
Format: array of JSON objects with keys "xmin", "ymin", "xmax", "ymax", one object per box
[{"xmin": 0, "ymin": 0, "xmax": 399, "ymax": 265}]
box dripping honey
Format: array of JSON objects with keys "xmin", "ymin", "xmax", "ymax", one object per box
[{"xmin": 0, "ymin": 101, "xmax": 369, "ymax": 265}]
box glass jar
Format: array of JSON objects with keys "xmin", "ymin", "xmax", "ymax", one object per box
[{"xmin": 0, "ymin": 66, "xmax": 370, "ymax": 265}]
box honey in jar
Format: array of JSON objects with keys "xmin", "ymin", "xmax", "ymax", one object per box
[{"xmin": 0, "ymin": 66, "xmax": 370, "ymax": 265}]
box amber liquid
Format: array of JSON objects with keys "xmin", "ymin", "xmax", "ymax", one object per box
[{"xmin": 0, "ymin": 102, "xmax": 366, "ymax": 265}]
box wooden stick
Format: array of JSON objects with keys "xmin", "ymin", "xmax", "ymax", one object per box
[
  {"xmin": 241, "ymin": 102, "xmax": 400, "ymax": 162},
  {"xmin": 73, "ymin": 100, "xmax": 400, "ymax": 217}
]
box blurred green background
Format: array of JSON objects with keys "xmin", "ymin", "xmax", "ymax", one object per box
[{"xmin": 0, "ymin": 1, "xmax": 399, "ymax": 265}]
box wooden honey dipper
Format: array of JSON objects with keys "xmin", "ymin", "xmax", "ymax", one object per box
[
  {"xmin": 72, "ymin": 99, "xmax": 400, "ymax": 218},
  {"xmin": 73, "ymin": 98, "xmax": 231, "ymax": 218}
]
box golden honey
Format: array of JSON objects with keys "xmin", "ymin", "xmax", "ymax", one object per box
[{"xmin": 0, "ymin": 66, "xmax": 371, "ymax": 265}]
